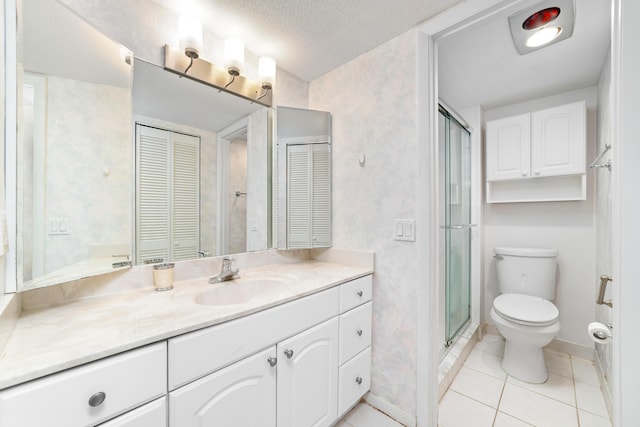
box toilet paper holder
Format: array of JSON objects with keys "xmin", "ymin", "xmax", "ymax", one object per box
[{"xmin": 596, "ymin": 275, "xmax": 613, "ymax": 308}]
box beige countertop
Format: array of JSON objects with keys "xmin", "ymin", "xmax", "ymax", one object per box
[{"xmin": 0, "ymin": 260, "xmax": 373, "ymax": 389}]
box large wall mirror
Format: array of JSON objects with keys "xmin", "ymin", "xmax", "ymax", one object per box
[
  {"xmin": 16, "ymin": 0, "xmax": 134, "ymax": 291},
  {"xmin": 14, "ymin": 0, "xmax": 273, "ymax": 292}
]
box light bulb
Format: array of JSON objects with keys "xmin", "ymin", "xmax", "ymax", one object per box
[
  {"xmin": 224, "ymin": 39, "xmax": 244, "ymax": 76},
  {"xmin": 178, "ymin": 16, "xmax": 203, "ymax": 58},
  {"xmin": 258, "ymin": 56, "xmax": 276, "ymax": 89},
  {"xmin": 525, "ymin": 27, "xmax": 562, "ymax": 48}
]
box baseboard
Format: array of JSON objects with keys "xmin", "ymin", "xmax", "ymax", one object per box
[{"xmin": 364, "ymin": 392, "xmax": 416, "ymax": 427}]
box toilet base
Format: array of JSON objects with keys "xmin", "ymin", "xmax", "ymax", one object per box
[{"xmin": 502, "ymin": 340, "xmax": 548, "ymax": 383}]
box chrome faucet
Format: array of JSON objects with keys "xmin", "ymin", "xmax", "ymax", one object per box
[{"xmin": 209, "ymin": 256, "xmax": 240, "ymax": 283}]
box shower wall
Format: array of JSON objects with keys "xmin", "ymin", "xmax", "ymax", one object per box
[{"xmin": 595, "ymin": 48, "xmax": 613, "ymax": 404}]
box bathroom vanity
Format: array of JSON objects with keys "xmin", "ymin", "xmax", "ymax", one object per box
[{"xmin": 0, "ymin": 260, "xmax": 373, "ymax": 427}]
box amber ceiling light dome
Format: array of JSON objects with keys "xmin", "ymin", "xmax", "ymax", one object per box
[{"xmin": 509, "ymin": 0, "xmax": 575, "ymax": 55}]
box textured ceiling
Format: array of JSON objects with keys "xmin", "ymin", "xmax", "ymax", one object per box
[
  {"xmin": 438, "ymin": 0, "xmax": 611, "ymax": 111},
  {"xmin": 150, "ymin": 0, "xmax": 462, "ymax": 81}
]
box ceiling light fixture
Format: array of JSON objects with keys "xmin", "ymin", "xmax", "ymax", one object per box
[{"xmin": 508, "ymin": 0, "xmax": 575, "ymax": 55}]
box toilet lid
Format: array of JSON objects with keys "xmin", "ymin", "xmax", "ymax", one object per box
[{"xmin": 493, "ymin": 293, "xmax": 559, "ymax": 326}]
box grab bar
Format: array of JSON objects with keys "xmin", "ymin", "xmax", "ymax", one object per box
[
  {"xmin": 589, "ymin": 144, "xmax": 612, "ymax": 171},
  {"xmin": 596, "ymin": 275, "xmax": 613, "ymax": 308}
]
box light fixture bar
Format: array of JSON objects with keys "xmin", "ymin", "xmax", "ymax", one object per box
[{"xmin": 163, "ymin": 44, "xmax": 272, "ymax": 107}]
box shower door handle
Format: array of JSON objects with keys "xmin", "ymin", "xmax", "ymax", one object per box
[{"xmin": 442, "ymin": 224, "xmax": 477, "ymax": 229}]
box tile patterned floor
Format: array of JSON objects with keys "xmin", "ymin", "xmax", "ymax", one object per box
[
  {"xmin": 337, "ymin": 402, "xmax": 404, "ymax": 427},
  {"xmin": 438, "ymin": 334, "xmax": 612, "ymax": 427}
]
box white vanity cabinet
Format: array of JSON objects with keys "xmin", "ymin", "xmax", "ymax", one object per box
[
  {"xmin": 169, "ymin": 347, "xmax": 277, "ymax": 427},
  {"xmin": 277, "ymin": 317, "xmax": 339, "ymax": 427},
  {"xmin": 167, "ymin": 274, "xmax": 372, "ymax": 427},
  {"xmin": 98, "ymin": 397, "xmax": 167, "ymax": 427},
  {"xmin": 336, "ymin": 275, "xmax": 373, "ymax": 417},
  {"xmin": 486, "ymin": 100, "xmax": 586, "ymax": 203},
  {"xmin": 0, "ymin": 342, "xmax": 167, "ymax": 427}
]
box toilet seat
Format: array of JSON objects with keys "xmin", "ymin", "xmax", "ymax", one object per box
[{"xmin": 493, "ymin": 293, "xmax": 559, "ymax": 326}]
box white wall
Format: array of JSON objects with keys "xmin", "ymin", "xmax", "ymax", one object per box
[
  {"xmin": 483, "ymin": 87, "xmax": 598, "ymax": 348},
  {"xmin": 310, "ymin": 29, "xmax": 419, "ymax": 417}
]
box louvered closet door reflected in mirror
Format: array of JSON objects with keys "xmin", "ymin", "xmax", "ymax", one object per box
[
  {"xmin": 275, "ymin": 107, "xmax": 332, "ymax": 250},
  {"xmin": 135, "ymin": 124, "xmax": 200, "ymax": 264}
]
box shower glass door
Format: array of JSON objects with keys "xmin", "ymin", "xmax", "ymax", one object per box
[{"xmin": 440, "ymin": 106, "xmax": 472, "ymax": 346}]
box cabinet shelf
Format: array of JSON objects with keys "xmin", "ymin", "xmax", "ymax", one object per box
[{"xmin": 486, "ymin": 174, "xmax": 586, "ymax": 204}]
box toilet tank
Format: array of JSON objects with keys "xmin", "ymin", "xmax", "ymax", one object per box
[{"xmin": 494, "ymin": 247, "xmax": 558, "ymax": 300}]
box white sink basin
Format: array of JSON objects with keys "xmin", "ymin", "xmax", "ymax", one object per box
[{"xmin": 193, "ymin": 277, "xmax": 294, "ymax": 307}]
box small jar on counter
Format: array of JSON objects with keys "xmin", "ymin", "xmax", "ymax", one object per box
[{"xmin": 153, "ymin": 263, "xmax": 175, "ymax": 291}]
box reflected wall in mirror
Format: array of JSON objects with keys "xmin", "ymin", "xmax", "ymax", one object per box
[
  {"xmin": 17, "ymin": 0, "xmax": 133, "ymax": 291},
  {"xmin": 132, "ymin": 59, "xmax": 272, "ymax": 265}
]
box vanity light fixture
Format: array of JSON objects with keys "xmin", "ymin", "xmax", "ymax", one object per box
[
  {"xmin": 178, "ymin": 15, "xmax": 203, "ymax": 73},
  {"xmin": 166, "ymin": 16, "xmax": 276, "ymax": 106},
  {"xmin": 257, "ymin": 56, "xmax": 276, "ymax": 101},
  {"xmin": 508, "ymin": 0, "xmax": 574, "ymax": 55}
]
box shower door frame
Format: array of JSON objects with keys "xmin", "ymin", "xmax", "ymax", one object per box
[{"xmin": 440, "ymin": 106, "xmax": 473, "ymax": 350}]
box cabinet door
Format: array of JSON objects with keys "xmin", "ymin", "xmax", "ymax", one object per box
[
  {"xmin": 531, "ymin": 101, "xmax": 586, "ymax": 177},
  {"xmin": 98, "ymin": 397, "xmax": 167, "ymax": 427},
  {"xmin": 277, "ymin": 317, "xmax": 339, "ymax": 427},
  {"xmin": 486, "ymin": 113, "xmax": 531, "ymax": 181},
  {"xmin": 169, "ymin": 346, "xmax": 277, "ymax": 427}
]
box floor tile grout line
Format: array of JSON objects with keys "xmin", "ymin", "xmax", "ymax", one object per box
[
  {"xmin": 568, "ymin": 354, "xmax": 582, "ymax": 427},
  {"xmin": 490, "ymin": 375, "xmax": 508, "ymax": 427},
  {"xmin": 446, "ymin": 388, "xmax": 501, "ymax": 413},
  {"xmin": 505, "ymin": 377, "xmax": 579, "ymax": 409}
]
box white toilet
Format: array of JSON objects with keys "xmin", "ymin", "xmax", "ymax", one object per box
[{"xmin": 490, "ymin": 247, "xmax": 560, "ymax": 383}]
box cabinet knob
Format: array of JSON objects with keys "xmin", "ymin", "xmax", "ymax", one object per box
[
  {"xmin": 88, "ymin": 391, "xmax": 106, "ymax": 407},
  {"xmin": 355, "ymin": 377, "xmax": 363, "ymax": 385},
  {"xmin": 357, "ymin": 290, "xmax": 363, "ymax": 297},
  {"xmin": 284, "ymin": 349, "xmax": 294, "ymax": 359},
  {"xmin": 357, "ymin": 329, "xmax": 363, "ymax": 336},
  {"xmin": 521, "ymin": 171, "xmax": 528, "ymax": 177},
  {"xmin": 268, "ymin": 357, "xmax": 277, "ymax": 367},
  {"xmin": 534, "ymin": 169, "xmax": 541, "ymax": 176}
]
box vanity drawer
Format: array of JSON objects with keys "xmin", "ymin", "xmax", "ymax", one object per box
[
  {"xmin": 168, "ymin": 286, "xmax": 339, "ymax": 389},
  {"xmin": 338, "ymin": 347, "xmax": 371, "ymax": 417},
  {"xmin": 339, "ymin": 275, "xmax": 372, "ymax": 313},
  {"xmin": 339, "ymin": 301, "xmax": 372, "ymax": 364},
  {"xmin": 0, "ymin": 342, "xmax": 166, "ymax": 427}
]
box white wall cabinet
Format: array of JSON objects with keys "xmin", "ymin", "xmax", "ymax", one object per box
[{"xmin": 485, "ymin": 100, "xmax": 586, "ymax": 203}]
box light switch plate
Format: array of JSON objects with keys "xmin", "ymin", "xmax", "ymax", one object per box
[{"xmin": 394, "ymin": 219, "xmax": 416, "ymax": 241}]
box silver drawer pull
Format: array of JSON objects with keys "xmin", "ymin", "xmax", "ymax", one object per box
[
  {"xmin": 88, "ymin": 391, "xmax": 106, "ymax": 407},
  {"xmin": 357, "ymin": 290, "xmax": 363, "ymax": 297},
  {"xmin": 355, "ymin": 377, "xmax": 363, "ymax": 385},
  {"xmin": 284, "ymin": 349, "xmax": 294, "ymax": 359},
  {"xmin": 357, "ymin": 329, "xmax": 363, "ymax": 336},
  {"xmin": 268, "ymin": 357, "xmax": 277, "ymax": 367}
]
